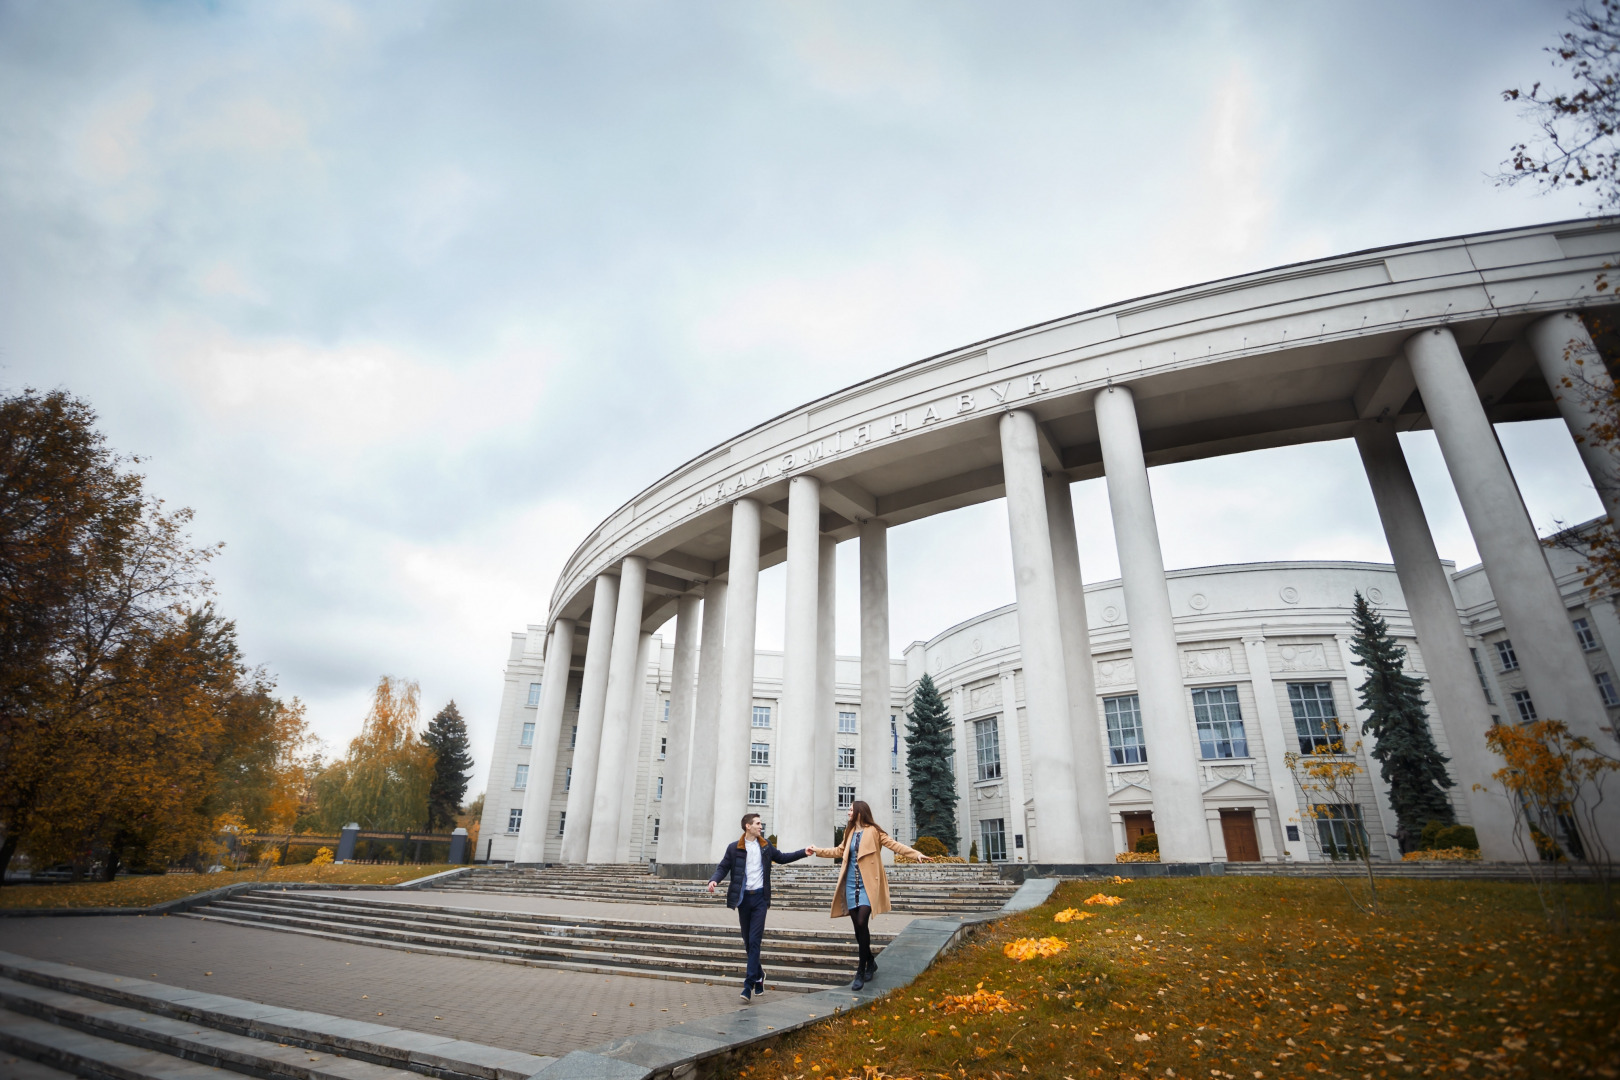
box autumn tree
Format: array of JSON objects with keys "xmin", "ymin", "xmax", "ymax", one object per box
[
  {"xmin": 312, "ymin": 676, "xmax": 435, "ymax": 832},
  {"xmin": 423, "ymin": 700, "xmax": 473, "ymax": 832},
  {"xmin": 904, "ymin": 674, "xmax": 959, "ymax": 854}
]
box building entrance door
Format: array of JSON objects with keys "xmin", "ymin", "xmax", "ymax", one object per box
[
  {"xmin": 1220, "ymin": 809, "xmax": 1261, "ymax": 862},
  {"xmin": 1122, "ymin": 811, "xmax": 1156, "ymax": 852}
]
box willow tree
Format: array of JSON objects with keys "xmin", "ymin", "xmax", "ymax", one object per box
[{"xmin": 314, "ymin": 676, "xmax": 434, "ymax": 831}]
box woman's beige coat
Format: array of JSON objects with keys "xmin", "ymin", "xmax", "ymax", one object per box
[{"xmin": 822, "ymin": 827, "xmax": 923, "ymax": 917}]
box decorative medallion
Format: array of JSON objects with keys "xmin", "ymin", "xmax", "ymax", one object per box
[
  {"xmin": 1280, "ymin": 585, "xmax": 1300, "ymax": 604},
  {"xmin": 1367, "ymin": 587, "xmax": 1385, "ymax": 604},
  {"xmin": 972, "ymin": 638, "xmax": 983, "ymax": 654},
  {"xmin": 1189, "ymin": 593, "xmax": 1209, "ymax": 611},
  {"xmin": 1102, "ymin": 604, "xmax": 1121, "ymax": 623}
]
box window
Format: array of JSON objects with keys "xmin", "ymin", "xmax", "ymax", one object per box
[
  {"xmin": 1287, "ymin": 682, "xmax": 1342, "ymax": 754},
  {"xmin": 750, "ymin": 741, "xmax": 771, "ymax": 766},
  {"xmin": 1598, "ymin": 671, "xmax": 1620, "ymax": 707},
  {"xmin": 1313, "ymin": 804, "xmax": 1367, "ymax": 860},
  {"xmin": 839, "ymin": 711, "xmax": 858, "ymax": 733},
  {"xmin": 1512, "ymin": 689, "xmax": 1538, "ymax": 723},
  {"xmin": 838, "ymin": 746, "xmax": 857, "ymax": 770},
  {"xmin": 514, "ymin": 764, "xmax": 529, "ymax": 789},
  {"xmin": 1103, "ymin": 695, "xmax": 1147, "ymax": 765},
  {"xmin": 1576, "ymin": 617, "xmax": 1600, "ymax": 651},
  {"xmin": 974, "ymin": 718, "xmax": 1002, "ymax": 781},
  {"xmin": 663, "ymin": 699, "xmax": 670, "ymax": 721},
  {"xmin": 979, "ymin": 818, "xmax": 1007, "ymax": 862},
  {"xmin": 748, "ymin": 781, "xmax": 769, "ymax": 806},
  {"xmin": 507, "ymin": 808, "xmax": 523, "ymax": 833},
  {"xmin": 1192, "ymin": 686, "xmax": 1248, "ymax": 759},
  {"xmin": 570, "ymin": 725, "xmax": 577, "ymax": 749},
  {"xmin": 891, "ymin": 787, "xmax": 900, "ymax": 813},
  {"xmin": 557, "ymin": 811, "xmax": 566, "ymax": 836},
  {"xmin": 576, "ymin": 687, "xmax": 583, "ymax": 709},
  {"xmin": 655, "ymin": 776, "xmax": 663, "ymax": 800},
  {"xmin": 564, "ymin": 766, "xmax": 572, "ymax": 792},
  {"xmin": 652, "ymin": 818, "xmax": 660, "ymax": 845},
  {"xmin": 1470, "ymin": 648, "xmax": 1496, "ymax": 704},
  {"xmin": 891, "ymin": 716, "xmax": 900, "ymax": 772},
  {"xmin": 658, "ymin": 737, "xmax": 667, "ymax": 760},
  {"xmin": 752, "ymin": 705, "xmax": 772, "ymax": 729},
  {"xmin": 527, "ymin": 682, "xmax": 542, "ymax": 707},
  {"xmin": 838, "ymin": 785, "xmax": 856, "ymax": 810},
  {"xmin": 520, "ymin": 722, "xmax": 535, "ymax": 748},
  {"xmin": 1495, "ymin": 639, "xmax": 1520, "ymax": 672}
]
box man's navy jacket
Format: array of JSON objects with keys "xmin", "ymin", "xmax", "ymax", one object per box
[{"xmin": 709, "ymin": 840, "xmax": 808, "ymax": 909}]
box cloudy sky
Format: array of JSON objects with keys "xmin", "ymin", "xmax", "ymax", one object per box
[{"xmin": 0, "ymin": 0, "xmax": 1603, "ymax": 796}]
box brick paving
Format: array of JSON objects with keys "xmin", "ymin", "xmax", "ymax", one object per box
[{"xmin": 0, "ymin": 914, "xmax": 759, "ymax": 1057}]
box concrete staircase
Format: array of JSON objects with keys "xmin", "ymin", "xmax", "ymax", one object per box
[
  {"xmin": 180, "ymin": 891, "xmax": 888, "ymax": 991},
  {"xmin": 0, "ymin": 949, "xmax": 551, "ymax": 1080},
  {"xmin": 434, "ymin": 863, "xmax": 1020, "ymax": 914}
]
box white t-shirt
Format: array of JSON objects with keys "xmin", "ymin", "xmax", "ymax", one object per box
[{"xmin": 744, "ymin": 838, "xmax": 765, "ymax": 891}]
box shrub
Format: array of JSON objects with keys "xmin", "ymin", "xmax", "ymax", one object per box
[
  {"xmin": 1115, "ymin": 851, "xmax": 1159, "ymax": 863},
  {"xmin": 968, "ymin": 840, "xmax": 979, "ymax": 864},
  {"xmin": 1419, "ymin": 819, "xmax": 1447, "ymax": 850},
  {"xmin": 1433, "ymin": 824, "xmax": 1479, "ymax": 851},
  {"xmin": 914, "ymin": 835, "xmax": 949, "ymax": 858},
  {"xmin": 1402, "ymin": 847, "xmax": 1482, "ymax": 861},
  {"xmin": 1134, "ymin": 832, "xmax": 1159, "ymax": 854},
  {"xmin": 766, "ymin": 834, "xmax": 778, "ymax": 848},
  {"xmin": 282, "ymin": 844, "xmax": 319, "ymax": 866}
]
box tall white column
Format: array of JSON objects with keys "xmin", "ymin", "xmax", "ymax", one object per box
[
  {"xmin": 711, "ymin": 498, "xmax": 762, "ymax": 852},
  {"xmin": 1094, "ymin": 384, "xmax": 1213, "ymax": 862},
  {"xmin": 859, "ymin": 521, "xmax": 893, "ymax": 835},
  {"xmin": 660, "ymin": 594, "xmax": 702, "ymax": 864},
  {"xmin": 1238, "ymin": 633, "xmax": 1308, "ymax": 862},
  {"xmin": 1044, "ymin": 474, "xmax": 1114, "ymax": 861},
  {"xmin": 777, "ymin": 476, "xmax": 821, "ymax": 846},
  {"xmin": 951, "ymin": 685, "xmax": 972, "ymax": 854},
  {"xmin": 616, "ymin": 629, "xmax": 656, "ymax": 862},
  {"xmin": 1407, "ymin": 326, "xmax": 1620, "ymax": 848},
  {"xmin": 514, "ymin": 621, "xmax": 576, "ymax": 863},
  {"xmin": 999, "ymin": 670, "xmax": 1030, "ymax": 862},
  {"xmin": 1353, "ymin": 419, "xmax": 1520, "ymax": 860},
  {"xmin": 815, "ymin": 534, "xmax": 837, "ymax": 841},
  {"xmin": 589, "ymin": 557, "xmax": 647, "ymax": 862},
  {"xmin": 560, "ymin": 573, "xmax": 619, "ymax": 863},
  {"xmin": 1528, "ymin": 311, "xmax": 1620, "ymax": 522},
  {"xmin": 997, "ymin": 409, "xmax": 1087, "ymax": 862},
  {"xmin": 687, "ymin": 581, "xmax": 726, "ymax": 862}
]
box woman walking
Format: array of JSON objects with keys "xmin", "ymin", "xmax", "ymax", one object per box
[
  {"xmin": 806, "ymin": 800, "xmax": 930, "ymax": 990},
  {"xmin": 708, "ymin": 812, "xmax": 809, "ymax": 1002}
]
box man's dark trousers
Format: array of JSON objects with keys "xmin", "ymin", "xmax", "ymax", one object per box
[{"xmin": 737, "ymin": 888, "xmax": 768, "ymax": 987}]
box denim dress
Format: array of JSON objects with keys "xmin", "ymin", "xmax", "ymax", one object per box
[{"xmin": 844, "ymin": 829, "xmax": 871, "ymax": 910}]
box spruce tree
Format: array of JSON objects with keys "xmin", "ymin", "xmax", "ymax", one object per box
[
  {"xmin": 1347, "ymin": 591, "xmax": 1456, "ymax": 848},
  {"xmin": 904, "ymin": 673, "xmax": 960, "ymax": 853},
  {"xmin": 423, "ymin": 700, "xmax": 474, "ymax": 832}
]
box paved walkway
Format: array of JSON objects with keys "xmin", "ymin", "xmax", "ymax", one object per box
[{"xmin": 0, "ymin": 914, "xmax": 749, "ymax": 1057}]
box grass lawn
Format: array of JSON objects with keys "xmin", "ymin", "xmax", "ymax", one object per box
[
  {"xmin": 723, "ymin": 876, "xmax": 1619, "ymax": 1080},
  {"xmin": 0, "ymin": 863, "xmax": 457, "ymax": 910}
]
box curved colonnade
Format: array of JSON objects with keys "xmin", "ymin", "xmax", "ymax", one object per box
[{"xmin": 511, "ymin": 218, "xmax": 1620, "ymax": 866}]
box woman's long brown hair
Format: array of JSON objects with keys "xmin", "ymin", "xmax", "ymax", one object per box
[{"xmin": 847, "ymin": 800, "xmax": 887, "ymax": 840}]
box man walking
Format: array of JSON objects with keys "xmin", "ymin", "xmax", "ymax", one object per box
[{"xmin": 708, "ymin": 813, "xmax": 808, "ymax": 1002}]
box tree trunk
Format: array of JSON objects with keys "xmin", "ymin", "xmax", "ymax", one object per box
[{"xmin": 0, "ymin": 834, "xmax": 19, "ymax": 886}]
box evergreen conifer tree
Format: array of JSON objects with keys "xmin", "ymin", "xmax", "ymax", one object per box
[
  {"xmin": 1348, "ymin": 591, "xmax": 1456, "ymax": 848},
  {"xmin": 904, "ymin": 673, "xmax": 960, "ymax": 853},
  {"xmin": 423, "ymin": 700, "xmax": 473, "ymax": 832}
]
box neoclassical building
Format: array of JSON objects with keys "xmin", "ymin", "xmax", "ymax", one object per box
[{"xmin": 479, "ymin": 219, "xmax": 1620, "ymax": 867}]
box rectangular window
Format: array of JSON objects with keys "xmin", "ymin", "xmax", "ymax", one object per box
[
  {"xmin": 1103, "ymin": 694, "xmax": 1147, "ymax": 765},
  {"xmin": 750, "ymin": 741, "xmax": 770, "ymax": 766},
  {"xmin": 979, "ymin": 818, "xmax": 1007, "ymax": 862},
  {"xmin": 1512, "ymin": 689, "xmax": 1538, "ymax": 723},
  {"xmin": 1496, "ymin": 639, "xmax": 1520, "ymax": 671},
  {"xmin": 1287, "ymin": 682, "xmax": 1342, "ymax": 754},
  {"xmin": 1192, "ymin": 685, "xmax": 1248, "ymax": 759},
  {"xmin": 527, "ymin": 682, "xmax": 542, "ymax": 707},
  {"xmin": 663, "ymin": 699, "xmax": 670, "ymax": 721},
  {"xmin": 656, "ymin": 776, "xmax": 663, "ymax": 801},
  {"xmin": 748, "ymin": 781, "xmax": 769, "ymax": 806},
  {"xmin": 659, "ymin": 736, "xmax": 667, "ymax": 760},
  {"xmin": 1576, "ymin": 617, "xmax": 1600, "ymax": 651},
  {"xmin": 557, "ymin": 811, "xmax": 566, "ymax": 836},
  {"xmin": 507, "ymin": 808, "xmax": 523, "ymax": 833},
  {"xmin": 974, "ymin": 718, "xmax": 1002, "ymax": 781},
  {"xmin": 520, "ymin": 721, "xmax": 535, "ymax": 748},
  {"xmin": 838, "ymin": 746, "xmax": 857, "ymax": 770},
  {"xmin": 891, "ymin": 716, "xmax": 900, "ymax": 772},
  {"xmin": 891, "ymin": 787, "xmax": 900, "ymax": 813},
  {"xmin": 1470, "ymin": 647, "xmax": 1496, "ymax": 704},
  {"xmin": 752, "ymin": 705, "xmax": 772, "ymax": 729},
  {"xmin": 838, "ymin": 711, "xmax": 858, "ymax": 733},
  {"xmin": 1598, "ymin": 671, "xmax": 1620, "ymax": 707},
  {"xmin": 570, "ymin": 724, "xmax": 577, "ymax": 749},
  {"xmin": 564, "ymin": 766, "xmax": 572, "ymax": 792},
  {"xmin": 514, "ymin": 764, "xmax": 529, "ymax": 789},
  {"xmin": 1313, "ymin": 804, "xmax": 1367, "ymax": 860},
  {"xmin": 652, "ymin": 818, "xmax": 660, "ymax": 845},
  {"xmin": 838, "ymin": 785, "xmax": 856, "ymax": 810}
]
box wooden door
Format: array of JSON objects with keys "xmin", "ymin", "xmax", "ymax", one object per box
[
  {"xmin": 1122, "ymin": 811, "xmax": 1156, "ymax": 851},
  {"xmin": 1220, "ymin": 809, "xmax": 1261, "ymax": 862}
]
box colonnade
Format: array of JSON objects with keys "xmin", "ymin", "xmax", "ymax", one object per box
[{"xmin": 516, "ymin": 314, "xmax": 1620, "ymax": 865}]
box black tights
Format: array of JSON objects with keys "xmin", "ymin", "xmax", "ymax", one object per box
[{"xmin": 849, "ymin": 904, "xmax": 873, "ymax": 971}]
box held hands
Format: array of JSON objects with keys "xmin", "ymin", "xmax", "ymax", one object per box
[{"xmin": 804, "ymin": 845, "xmax": 818, "ymax": 857}]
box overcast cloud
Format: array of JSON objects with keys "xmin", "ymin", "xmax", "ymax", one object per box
[{"xmin": 0, "ymin": 0, "xmax": 1602, "ymax": 796}]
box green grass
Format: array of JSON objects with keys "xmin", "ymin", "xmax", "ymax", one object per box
[
  {"xmin": 722, "ymin": 876, "xmax": 1619, "ymax": 1080},
  {"xmin": 0, "ymin": 863, "xmax": 457, "ymax": 909}
]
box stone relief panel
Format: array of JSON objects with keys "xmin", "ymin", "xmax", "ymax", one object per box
[
  {"xmin": 1096, "ymin": 656, "xmax": 1136, "ymax": 687},
  {"xmin": 1109, "ymin": 769, "xmax": 1151, "ymax": 791},
  {"xmin": 966, "ymin": 679, "xmax": 1001, "ymax": 713},
  {"xmin": 1182, "ymin": 647, "xmax": 1234, "ymax": 677},
  {"xmin": 1275, "ymin": 642, "xmax": 1328, "ymax": 671}
]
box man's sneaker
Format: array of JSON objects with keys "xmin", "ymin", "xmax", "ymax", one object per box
[
  {"xmin": 739, "ymin": 984, "xmax": 753, "ymax": 1003},
  {"xmin": 753, "ymin": 979, "xmax": 766, "ymax": 996}
]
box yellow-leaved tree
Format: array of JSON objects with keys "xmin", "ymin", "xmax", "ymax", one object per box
[{"xmin": 312, "ymin": 676, "xmax": 435, "ymax": 832}]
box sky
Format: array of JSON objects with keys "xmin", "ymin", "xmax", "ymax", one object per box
[{"xmin": 0, "ymin": 0, "xmax": 1605, "ymax": 797}]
